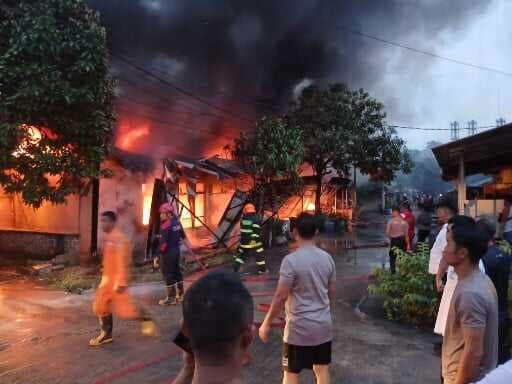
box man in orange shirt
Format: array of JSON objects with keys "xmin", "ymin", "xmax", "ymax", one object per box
[{"xmin": 89, "ymin": 211, "xmax": 155, "ymax": 347}]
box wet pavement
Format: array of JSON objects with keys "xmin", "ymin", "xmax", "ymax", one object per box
[{"xmin": 0, "ymin": 217, "xmax": 441, "ymax": 384}]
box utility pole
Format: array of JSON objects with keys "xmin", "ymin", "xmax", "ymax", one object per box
[
  {"xmin": 466, "ymin": 120, "xmax": 477, "ymax": 136},
  {"xmin": 450, "ymin": 121, "xmax": 460, "ymax": 141},
  {"xmin": 496, "ymin": 117, "xmax": 506, "ymax": 127}
]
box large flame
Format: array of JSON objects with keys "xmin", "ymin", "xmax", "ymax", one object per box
[
  {"xmin": 304, "ymin": 201, "xmax": 315, "ymax": 212},
  {"xmin": 116, "ymin": 121, "xmax": 150, "ymax": 151},
  {"xmin": 141, "ymin": 183, "xmax": 153, "ymax": 225}
]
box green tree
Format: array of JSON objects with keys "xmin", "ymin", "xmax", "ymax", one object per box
[
  {"xmin": 289, "ymin": 84, "xmax": 411, "ymax": 214},
  {"xmin": 231, "ymin": 116, "xmax": 304, "ymax": 212},
  {"xmin": 0, "ymin": 0, "xmax": 114, "ymax": 207},
  {"xmin": 288, "ymin": 84, "xmax": 352, "ymax": 214}
]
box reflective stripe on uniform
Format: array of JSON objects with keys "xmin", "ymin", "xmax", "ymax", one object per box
[
  {"xmin": 240, "ymin": 229, "xmax": 253, "ymax": 233},
  {"xmin": 240, "ymin": 242, "xmax": 263, "ymax": 249},
  {"xmin": 256, "ymin": 261, "xmax": 266, "ymax": 265},
  {"xmin": 256, "ymin": 248, "xmax": 264, "ymax": 253},
  {"xmin": 252, "ymin": 224, "xmax": 261, "ymax": 228},
  {"xmin": 234, "ymin": 258, "xmax": 245, "ymax": 264},
  {"xmin": 241, "ymin": 220, "xmax": 253, "ymax": 225},
  {"xmin": 251, "ymin": 234, "xmax": 260, "ymax": 238}
]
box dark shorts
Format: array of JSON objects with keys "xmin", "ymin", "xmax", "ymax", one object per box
[{"xmin": 282, "ymin": 341, "xmax": 332, "ymax": 374}]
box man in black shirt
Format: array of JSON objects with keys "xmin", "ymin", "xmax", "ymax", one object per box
[{"xmin": 477, "ymin": 217, "xmax": 511, "ymax": 364}]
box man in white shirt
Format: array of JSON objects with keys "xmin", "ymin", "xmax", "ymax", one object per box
[
  {"xmin": 476, "ymin": 360, "xmax": 512, "ymax": 383},
  {"xmin": 429, "ymin": 201, "xmax": 456, "ymax": 276}
]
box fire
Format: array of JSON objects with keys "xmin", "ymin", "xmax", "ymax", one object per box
[
  {"xmin": 305, "ymin": 201, "xmax": 315, "ymax": 212},
  {"xmin": 141, "ymin": 183, "xmax": 153, "ymax": 225},
  {"xmin": 116, "ymin": 123, "xmax": 150, "ymax": 151},
  {"xmin": 12, "ymin": 125, "xmax": 42, "ymax": 157}
]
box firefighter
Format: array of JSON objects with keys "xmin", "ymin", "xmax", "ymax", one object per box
[
  {"xmin": 158, "ymin": 203, "xmax": 186, "ymax": 306},
  {"xmin": 234, "ymin": 203, "xmax": 267, "ymax": 274},
  {"xmin": 90, "ymin": 211, "xmax": 155, "ymax": 347}
]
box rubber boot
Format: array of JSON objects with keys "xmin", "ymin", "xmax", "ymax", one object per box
[
  {"xmin": 158, "ymin": 285, "xmax": 177, "ymax": 306},
  {"xmin": 89, "ymin": 315, "xmax": 113, "ymax": 347},
  {"xmin": 176, "ymin": 281, "xmax": 184, "ymax": 303}
]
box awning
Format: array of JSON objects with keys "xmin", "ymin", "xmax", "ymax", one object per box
[{"xmin": 432, "ymin": 123, "xmax": 512, "ymax": 181}]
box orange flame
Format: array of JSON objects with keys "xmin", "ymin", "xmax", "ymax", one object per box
[
  {"xmin": 305, "ymin": 201, "xmax": 315, "ymax": 212},
  {"xmin": 141, "ymin": 183, "xmax": 153, "ymax": 225},
  {"xmin": 116, "ymin": 122, "xmax": 150, "ymax": 151},
  {"xmin": 12, "ymin": 125, "xmax": 42, "ymax": 157}
]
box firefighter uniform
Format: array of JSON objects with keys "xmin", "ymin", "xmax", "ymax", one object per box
[
  {"xmin": 90, "ymin": 227, "xmax": 154, "ymax": 346},
  {"xmin": 158, "ymin": 214, "xmax": 185, "ymax": 305},
  {"xmin": 234, "ymin": 212, "xmax": 266, "ymax": 273},
  {"xmin": 93, "ymin": 227, "xmax": 138, "ymax": 319}
]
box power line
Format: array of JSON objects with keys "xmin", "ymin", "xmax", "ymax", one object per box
[
  {"xmin": 339, "ymin": 26, "xmax": 512, "ymax": 78},
  {"xmin": 118, "ymin": 94, "xmax": 219, "ymax": 118},
  {"xmin": 115, "ymin": 60, "xmax": 257, "ymax": 123},
  {"xmin": 111, "ymin": 53, "xmax": 254, "ymax": 123},
  {"xmin": 144, "ymin": 64, "xmax": 280, "ymax": 112},
  {"xmin": 116, "ymin": 74, "xmax": 212, "ymax": 114},
  {"xmin": 389, "ymin": 124, "xmax": 496, "ymax": 131}
]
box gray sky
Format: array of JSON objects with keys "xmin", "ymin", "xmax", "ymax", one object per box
[
  {"xmin": 91, "ymin": 0, "xmax": 511, "ymax": 156},
  {"xmin": 372, "ymin": 0, "xmax": 512, "ymax": 149}
]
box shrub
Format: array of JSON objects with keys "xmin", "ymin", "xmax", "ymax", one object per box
[
  {"xmin": 369, "ymin": 242, "xmax": 439, "ymax": 325},
  {"xmin": 45, "ymin": 269, "xmax": 98, "ymax": 294}
]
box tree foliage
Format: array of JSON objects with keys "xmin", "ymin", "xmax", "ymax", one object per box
[
  {"xmin": 230, "ymin": 116, "xmax": 304, "ymax": 211},
  {"xmin": 0, "ymin": 0, "xmax": 115, "ymax": 207},
  {"xmin": 288, "ymin": 83, "xmax": 412, "ymax": 213}
]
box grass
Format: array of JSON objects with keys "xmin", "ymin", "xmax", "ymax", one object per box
[
  {"xmin": 43, "ymin": 251, "xmax": 236, "ymax": 293},
  {"xmin": 45, "ymin": 267, "xmax": 99, "ymax": 294}
]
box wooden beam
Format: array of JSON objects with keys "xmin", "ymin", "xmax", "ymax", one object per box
[{"xmin": 457, "ymin": 155, "xmax": 466, "ymax": 214}]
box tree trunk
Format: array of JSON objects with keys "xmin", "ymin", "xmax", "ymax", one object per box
[
  {"xmin": 315, "ymin": 174, "xmax": 322, "ymax": 216},
  {"xmin": 257, "ymin": 184, "xmax": 265, "ymax": 215},
  {"xmin": 270, "ymin": 182, "xmax": 277, "ymax": 217}
]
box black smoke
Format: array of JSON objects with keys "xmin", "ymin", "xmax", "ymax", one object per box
[{"xmin": 88, "ymin": 0, "xmax": 489, "ymax": 158}]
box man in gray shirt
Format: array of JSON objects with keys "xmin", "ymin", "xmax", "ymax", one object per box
[
  {"xmin": 442, "ymin": 216, "xmax": 498, "ymax": 384},
  {"xmin": 259, "ymin": 213, "xmax": 336, "ymax": 384}
]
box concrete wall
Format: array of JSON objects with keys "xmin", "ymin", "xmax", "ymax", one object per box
[
  {"xmin": 0, "ymin": 188, "xmax": 87, "ymax": 260},
  {"xmin": 0, "ymin": 230, "xmax": 79, "ymax": 259}
]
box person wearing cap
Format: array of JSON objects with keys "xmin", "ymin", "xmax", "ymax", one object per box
[
  {"xmin": 234, "ymin": 203, "xmax": 266, "ymax": 274},
  {"xmin": 90, "ymin": 211, "xmax": 155, "ymax": 347},
  {"xmin": 158, "ymin": 202, "xmax": 187, "ymax": 306}
]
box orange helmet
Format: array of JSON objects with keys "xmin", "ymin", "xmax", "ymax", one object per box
[
  {"xmin": 243, "ymin": 203, "xmax": 256, "ymax": 214},
  {"xmin": 159, "ymin": 202, "xmax": 176, "ymax": 215}
]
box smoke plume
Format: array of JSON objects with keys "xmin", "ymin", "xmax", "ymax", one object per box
[{"xmin": 88, "ymin": 0, "xmax": 489, "ymax": 158}]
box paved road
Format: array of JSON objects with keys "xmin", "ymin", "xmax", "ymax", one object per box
[{"xmin": 0, "ymin": 233, "xmax": 440, "ymax": 384}]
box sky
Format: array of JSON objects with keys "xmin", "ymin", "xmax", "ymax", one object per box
[
  {"xmin": 89, "ymin": 0, "xmax": 512, "ymax": 155},
  {"xmin": 376, "ymin": 0, "xmax": 512, "ymax": 148}
]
